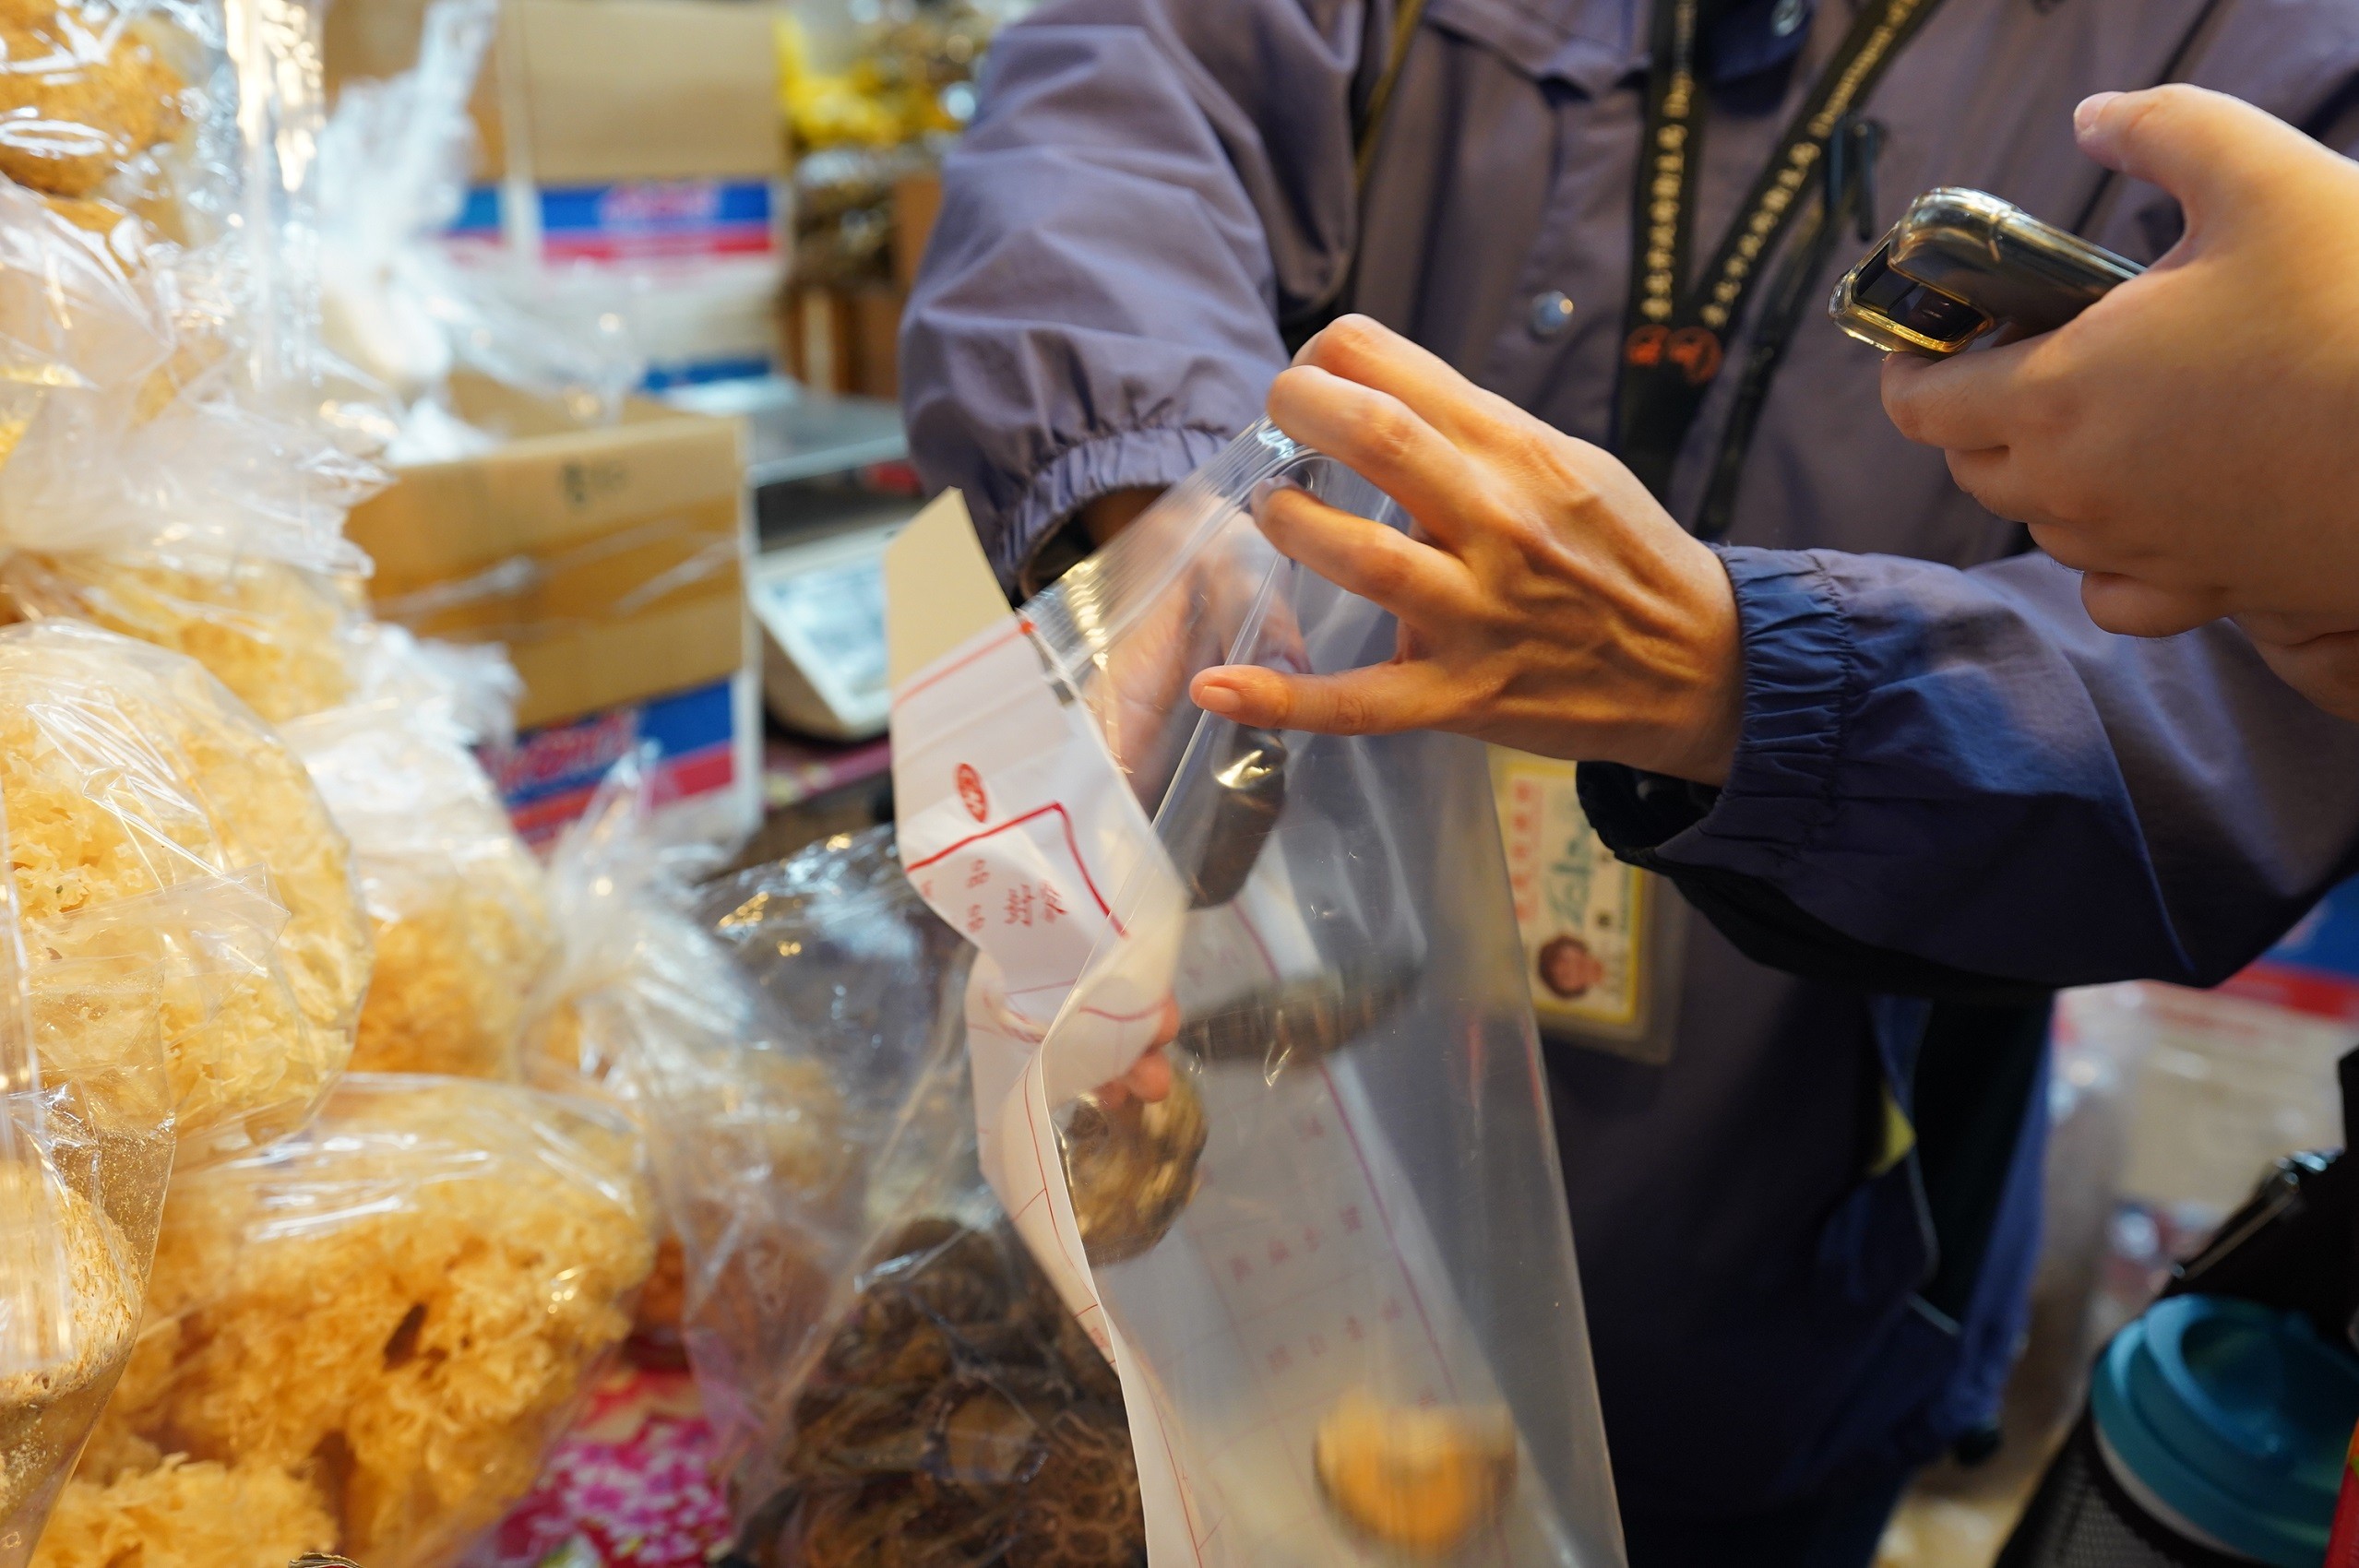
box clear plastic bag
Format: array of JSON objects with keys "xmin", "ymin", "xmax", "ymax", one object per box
[
  {"xmin": 36, "ymin": 1074, "xmax": 657, "ymax": 1568},
  {"xmin": 674, "ymin": 824, "xmax": 1155, "ymax": 1566},
  {"xmin": 0, "ymin": 0, "xmax": 186, "ymax": 204},
  {"xmin": 2, "ymin": 551, "xmax": 372, "ymax": 726},
  {"xmin": 888, "ymin": 423, "xmax": 1626, "ymax": 1566},
  {"xmin": 0, "ymin": 848, "xmax": 176, "ymax": 1568},
  {"xmin": 316, "ymin": 0, "xmax": 641, "ymax": 425},
  {"xmin": 522, "ymin": 759, "xmax": 862, "ymax": 1421},
  {"xmin": 687, "ymin": 826, "xmax": 976, "ymax": 1467},
  {"xmin": 0, "ymin": 0, "xmax": 391, "ymax": 728},
  {"xmin": 0, "ymin": 620, "xmax": 370, "ymax": 1167},
  {"xmin": 284, "ymin": 694, "xmax": 551, "ymax": 1079}
]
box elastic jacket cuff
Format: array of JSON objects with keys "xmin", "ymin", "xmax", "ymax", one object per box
[
  {"xmin": 995, "ymin": 425, "xmax": 1237, "ymax": 596},
  {"xmin": 1650, "ymin": 546, "xmax": 1862, "ymax": 877}
]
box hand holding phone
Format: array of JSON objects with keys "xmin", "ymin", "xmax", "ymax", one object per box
[{"xmin": 1871, "ymin": 86, "xmax": 2359, "ymax": 720}]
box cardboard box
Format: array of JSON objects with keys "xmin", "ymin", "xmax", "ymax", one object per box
[
  {"xmin": 328, "ymin": 0, "xmax": 782, "ymax": 184},
  {"xmin": 344, "ymin": 376, "xmax": 760, "ymax": 845}
]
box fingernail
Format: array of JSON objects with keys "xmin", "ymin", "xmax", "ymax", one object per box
[
  {"xmin": 1195, "ymin": 681, "xmax": 1243, "ymax": 717},
  {"xmin": 2074, "ymin": 92, "xmax": 2120, "ymax": 136}
]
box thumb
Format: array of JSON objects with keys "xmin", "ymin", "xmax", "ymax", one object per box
[{"xmin": 2074, "ymin": 85, "xmax": 2316, "ymax": 223}]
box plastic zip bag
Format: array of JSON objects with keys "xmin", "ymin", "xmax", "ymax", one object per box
[
  {"xmin": 0, "ymin": 621, "xmax": 370, "ymax": 1168},
  {"xmin": 37, "ymin": 1075, "xmax": 657, "ymax": 1568},
  {"xmin": 888, "ymin": 423, "xmax": 1626, "ymax": 1567}
]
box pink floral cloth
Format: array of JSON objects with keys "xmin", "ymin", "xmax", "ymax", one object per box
[{"xmin": 469, "ymin": 1361, "xmax": 734, "ymax": 1568}]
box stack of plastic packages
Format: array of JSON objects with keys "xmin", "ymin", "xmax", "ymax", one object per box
[{"xmin": 0, "ymin": 4, "xmax": 660, "ymax": 1564}]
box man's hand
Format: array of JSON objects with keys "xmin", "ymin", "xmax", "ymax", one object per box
[
  {"xmin": 1185, "ymin": 316, "xmax": 1744, "ymax": 784},
  {"xmin": 1881, "ymin": 86, "xmax": 2359, "ymax": 639}
]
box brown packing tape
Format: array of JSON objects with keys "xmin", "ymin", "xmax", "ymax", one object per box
[
  {"xmin": 504, "ymin": 581, "xmax": 748, "ymax": 730},
  {"xmin": 344, "ymin": 376, "xmax": 749, "ymax": 729},
  {"xmin": 368, "ymin": 501, "xmax": 742, "ymax": 641}
]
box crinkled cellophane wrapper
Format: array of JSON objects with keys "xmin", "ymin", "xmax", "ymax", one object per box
[
  {"xmin": 349, "ymin": 842, "xmax": 549, "ymax": 1077},
  {"xmin": 0, "ymin": 1170, "xmax": 142, "ymax": 1553},
  {"xmin": 286, "ymin": 701, "xmax": 552, "ymax": 1079},
  {"xmin": 0, "ymin": 622, "xmax": 370, "ymax": 1165},
  {"xmin": 37, "ymin": 1076, "xmax": 656, "ymax": 1568},
  {"xmin": 0, "ymin": 0, "xmax": 185, "ymax": 200},
  {"xmin": 1, "ymin": 820, "xmax": 182, "ymax": 1562},
  {"xmin": 2, "ymin": 553, "xmax": 368, "ymax": 727}
]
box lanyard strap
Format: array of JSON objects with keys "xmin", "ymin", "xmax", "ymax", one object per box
[{"xmin": 1613, "ymin": 0, "xmax": 1944, "ymax": 504}]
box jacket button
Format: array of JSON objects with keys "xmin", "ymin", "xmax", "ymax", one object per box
[{"xmin": 1528, "ymin": 291, "xmax": 1576, "ymax": 339}]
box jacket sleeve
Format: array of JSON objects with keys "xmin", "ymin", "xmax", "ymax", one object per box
[
  {"xmin": 900, "ymin": 0, "xmax": 1379, "ymax": 593},
  {"xmin": 1582, "ymin": 547, "xmax": 2359, "ymax": 992}
]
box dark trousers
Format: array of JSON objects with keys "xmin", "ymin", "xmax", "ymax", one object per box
[{"xmin": 1621, "ymin": 1471, "xmax": 1912, "ymax": 1568}]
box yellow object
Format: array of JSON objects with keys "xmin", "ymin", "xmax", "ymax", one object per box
[
  {"xmin": 4, "ymin": 553, "xmax": 363, "ymax": 726},
  {"xmin": 0, "ymin": 623, "xmax": 368, "ymax": 1165},
  {"xmin": 1314, "ymin": 1391, "xmax": 1518, "ymax": 1556},
  {"xmin": 0, "ymin": 1168, "xmax": 138, "ymax": 1531},
  {"xmin": 35, "ymin": 1455, "xmax": 336, "ymax": 1568},
  {"xmin": 286, "ymin": 701, "xmax": 553, "ymax": 1080},
  {"xmin": 0, "ymin": 0, "xmax": 184, "ymax": 196},
  {"xmin": 774, "ymin": 12, "xmax": 954, "ymax": 150},
  {"xmin": 60, "ymin": 1077, "xmax": 655, "ymax": 1568}
]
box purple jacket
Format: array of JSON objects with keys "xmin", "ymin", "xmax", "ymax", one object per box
[{"xmin": 900, "ymin": 0, "xmax": 2359, "ymax": 1519}]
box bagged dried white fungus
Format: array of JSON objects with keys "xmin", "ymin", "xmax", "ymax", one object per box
[
  {"xmin": 0, "ymin": 622, "xmax": 369, "ymax": 1163},
  {"xmin": 2, "ymin": 554, "xmax": 366, "ymax": 727},
  {"xmin": 0, "ymin": 1168, "xmax": 138, "ymax": 1540},
  {"xmin": 43, "ymin": 1076, "xmax": 656, "ymax": 1568},
  {"xmin": 286, "ymin": 699, "xmax": 551, "ymax": 1078}
]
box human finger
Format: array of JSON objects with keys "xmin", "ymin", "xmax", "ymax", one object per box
[
  {"xmin": 2251, "ymin": 628, "xmax": 2359, "ymax": 725},
  {"xmin": 2072, "ymin": 86, "xmax": 2310, "ymax": 225},
  {"xmin": 1936, "ymin": 445, "xmax": 2060, "ymax": 531},
  {"xmin": 2079, "ymin": 571, "xmax": 2225, "ymax": 638},
  {"xmin": 1880, "ymin": 343, "xmax": 2031, "ymax": 453},
  {"xmin": 1266, "ymin": 363, "xmax": 1482, "ymax": 544},
  {"xmin": 1256, "ymin": 484, "xmax": 1476, "ymax": 626},
  {"xmin": 1121, "ymin": 1048, "xmax": 1174, "ymax": 1104},
  {"xmin": 1091, "ymin": 1004, "xmax": 1181, "ymax": 1110},
  {"xmin": 1292, "ymin": 313, "xmax": 1509, "ymax": 447},
  {"xmin": 1189, "ymin": 659, "xmax": 1460, "ymax": 737}
]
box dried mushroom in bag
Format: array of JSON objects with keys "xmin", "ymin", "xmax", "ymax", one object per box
[
  {"xmin": 1061, "ymin": 1069, "xmax": 1207, "ymax": 1268},
  {"xmin": 733, "ymin": 1220, "xmax": 1146, "ymax": 1568},
  {"xmin": 285, "ymin": 697, "xmax": 550, "ymax": 1079},
  {"xmin": 5, "ymin": 553, "xmax": 365, "ymax": 726},
  {"xmin": 0, "ymin": 802, "xmax": 176, "ymax": 1568},
  {"xmin": 42, "ymin": 1076, "xmax": 656, "ymax": 1568},
  {"xmin": 0, "ymin": 622, "xmax": 368, "ymax": 1166},
  {"xmin": 0, "ymin": 0, "xmax": 185, "ymax": 198}
]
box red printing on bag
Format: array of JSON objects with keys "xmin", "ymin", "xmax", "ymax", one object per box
[{"xmin": 2328, "ymin": 1420, "xmax": 2359, "ymax": 1568}]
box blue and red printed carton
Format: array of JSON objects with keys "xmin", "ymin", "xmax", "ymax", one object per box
[
  {"xmin": 483, "ymin": 671, "xmax": 761, "ymax": 849},
  {"xmin": 448, "ymin": 179, "xmax": 780, "ymax": 267},
  {"xmin": 2222, "ymin": 878, "xmax": 2359, "ymax": 1022}
]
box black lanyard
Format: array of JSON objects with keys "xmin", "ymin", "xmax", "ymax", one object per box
[{"xmin": 1613, "ymin": 0, "xmax": 1945, "ymax": 511}]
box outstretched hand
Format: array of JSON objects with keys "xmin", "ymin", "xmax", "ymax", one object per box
[{"xmin": 1185, "ymin": 316, "xmax": 1744, "ymax": 783}]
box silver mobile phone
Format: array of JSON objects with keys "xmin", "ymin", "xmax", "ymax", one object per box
[{"xmin": 1829, "ymin": 187, "xmax": 2144, "ymax": 356}]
